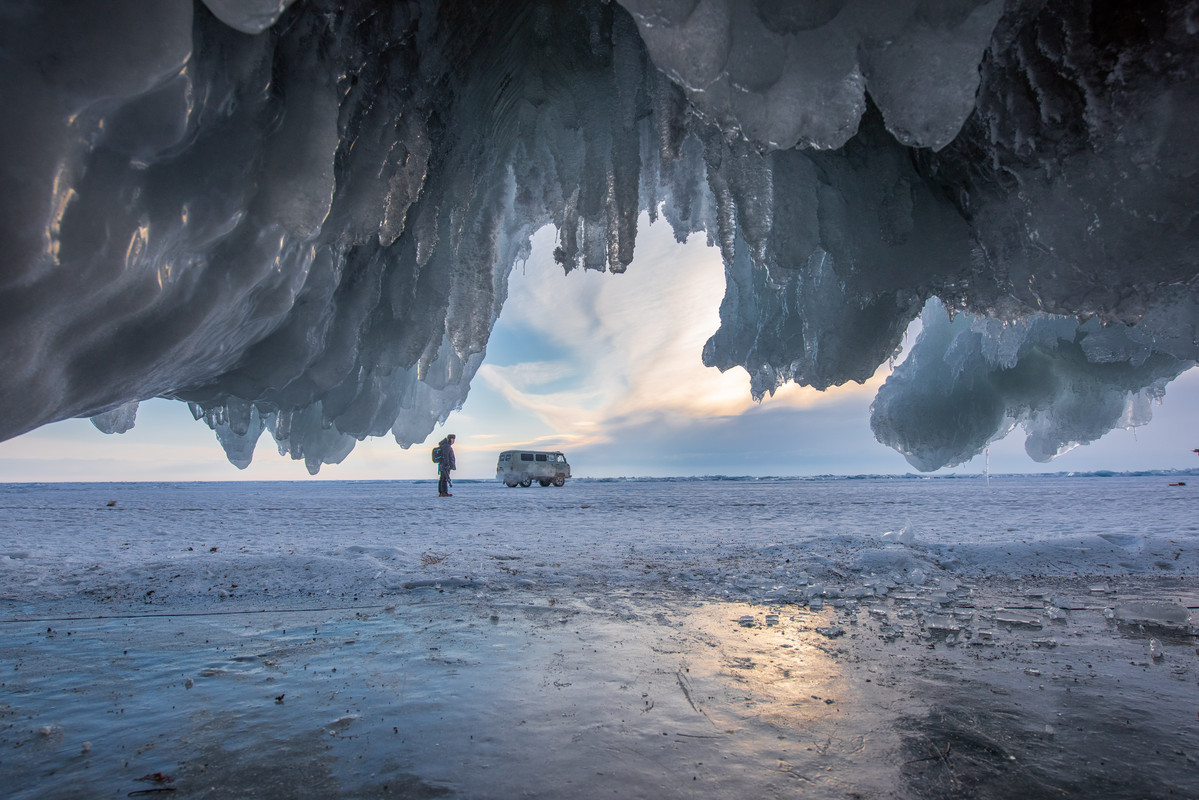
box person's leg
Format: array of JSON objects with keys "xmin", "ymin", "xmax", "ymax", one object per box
[{"xmin": 438, "ymin": 469, "xmax": 447, "ymax": 495}]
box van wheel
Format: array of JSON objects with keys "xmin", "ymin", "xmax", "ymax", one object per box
[
  {"xmin": 538, "ymin": 480, "xmax": 550, "ymax": 487},
  {"xmin": 520, "ymin": 479, "xmax": 532, "ymax": 488},
  {"xmin": 553, "ymin": 477, "xmax": 565, "ymax": 487},
  {"xmin": 505, "ymin": 481, "xmax": 517, "ymax": 488}
]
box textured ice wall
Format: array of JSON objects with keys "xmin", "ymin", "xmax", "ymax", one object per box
[
  {"xmin": 620, "ymin": 0, "xmax": 1005, "ymax": 150},
  {"xmin": 0, "ymin": 0, "xmax": 1196, "ymax": 472},
  {"xmin": 870, "ymin": 299, "xmax": 1196, "ymax": 471}
]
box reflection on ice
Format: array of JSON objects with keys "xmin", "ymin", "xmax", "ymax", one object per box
[
  {"xmin": 1, "ymin": 597, "xmax": 895, "ymax": 799},
  {"xmin": 1, "ymin": 478, "xmax": 1197, "ymax": 797},
  {"xmin": 3, "ymin": 583, "xmax": 1197, "ymax": 799}
]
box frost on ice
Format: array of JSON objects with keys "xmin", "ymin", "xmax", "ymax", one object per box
[{"xmin": 0, "ymin": 0, "xmax": 1196, "ymax": 472}]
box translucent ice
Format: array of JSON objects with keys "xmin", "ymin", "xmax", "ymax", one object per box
[
  {"xmin": 995, "ymin": 610, "xmax": 1042, "ymax": 629},
  {"xmin": 924, "ymin": 614, "xmax": 960, "ymax": 634},
  {"xmin": 881, "ymin": 521, "xmax": 915, "ymax": 545},
  {"xmin": 1, "ymin": 0, "xmax": 1197, "ymax": 470},
  {"xmin": 871, "ymin": 300, "xmax": 1195, "ymax": 471},
  {"xmin": 619, "ymin": 0, "xmax": 1003, "ymax": 150},
  {"xmin": 90, "ymin": 402, "xmax": 139, "ymax": 436},
  {"xmin": 1114, "ymin": 602, "xmax": 1193, "ymax": 633}
]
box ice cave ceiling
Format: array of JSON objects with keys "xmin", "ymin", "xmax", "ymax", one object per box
[{"xmin": 0, "ymin": 0, "xmax": 1196, "ymax": 473}]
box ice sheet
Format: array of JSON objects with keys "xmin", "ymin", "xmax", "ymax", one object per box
[{"xmin": 1, "ymin": 478, "xmax": 1196, "ymax": 798}]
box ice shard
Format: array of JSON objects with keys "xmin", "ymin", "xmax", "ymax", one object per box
[{"xmin": 0, "ymin": 0, "xmax": 1195, "ymax": 472}]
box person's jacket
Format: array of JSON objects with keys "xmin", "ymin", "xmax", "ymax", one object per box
[{"xmin": 438, "ymin": 437, "xmax": 456, "ymax": 470}]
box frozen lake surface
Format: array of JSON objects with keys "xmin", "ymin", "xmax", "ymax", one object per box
[{"xmin": 1, "ymin": 476, "xmax": 1196, "ymax": 798}]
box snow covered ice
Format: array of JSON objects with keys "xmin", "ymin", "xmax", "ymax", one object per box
[
  {"xmin": 1, "ymin": 0, "xmax": 1198, "ymax": 471},
  {"xmin": 1, "ymin": 476, "xmax": 1197, "ymax": 798}
]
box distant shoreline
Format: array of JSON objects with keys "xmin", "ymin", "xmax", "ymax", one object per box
[{"xmin": 2, "ymin": 468, "xmax": 1196, "ymax": 486}]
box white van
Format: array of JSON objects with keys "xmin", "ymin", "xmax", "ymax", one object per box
[{"xmin": 496, "ymin": 450, "xmax": 571, "ymax": 487}]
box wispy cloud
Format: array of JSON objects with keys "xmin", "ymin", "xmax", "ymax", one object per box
[{"xmin": 477, "ymin": 217, "xmax": 889, "ymax": 454}]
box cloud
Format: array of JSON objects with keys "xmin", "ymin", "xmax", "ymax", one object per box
[{"xmin": 478, "ymin": 217, "xmax": 887, "ymax": 454}]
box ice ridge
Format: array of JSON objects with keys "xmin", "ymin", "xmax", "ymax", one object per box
[{"xmin": 0, "ymin": 0, "xmax": 1196, "ymax": 472}]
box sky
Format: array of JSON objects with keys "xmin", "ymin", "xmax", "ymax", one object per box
[{"xmin": 0, "ymin": 216, "xmax": 1196, "ymax": 482}]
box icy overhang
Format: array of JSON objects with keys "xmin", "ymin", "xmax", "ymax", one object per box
[{"xmin": 0, "ymin": 0, "xmax": 1195, "ymax": 472}]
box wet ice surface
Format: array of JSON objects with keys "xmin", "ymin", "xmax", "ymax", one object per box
[{"xmin": 0, "ymin": 477, "xmax": 1196, "ymax": 798}]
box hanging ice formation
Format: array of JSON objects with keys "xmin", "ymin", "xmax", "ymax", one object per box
[{"xmin": 1, "ymin": 0, "xmax": 1196, "ymax": 473}]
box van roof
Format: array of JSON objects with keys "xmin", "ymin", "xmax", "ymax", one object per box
[{"xmin": 499, "ymin": 449, "xmax": 565, "ymax": 455}]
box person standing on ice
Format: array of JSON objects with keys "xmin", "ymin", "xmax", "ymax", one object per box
[{"xmin": 437, "ymin": 434, "xmax": 456, "ymax": 497}]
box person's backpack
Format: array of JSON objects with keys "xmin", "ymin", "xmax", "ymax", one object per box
[{"xmin": 431, "ymin": 446, "xmax": 442, "ymax": 463}]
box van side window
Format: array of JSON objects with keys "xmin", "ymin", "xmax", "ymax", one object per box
[
  {"xmin": 521, "ymin": 453, "xmax": 534, "ymax": 461},
  {"xmin": 555, "ymin": 454, "xmax": 565, "ymax": 463},
  {"xmin": 535, "ymin": 453, "xmax": 547, "ymax": 462}
]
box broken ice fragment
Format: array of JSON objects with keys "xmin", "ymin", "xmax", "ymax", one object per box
[
  {"xmin": 995, "ymin": 610, "xmax": 1042, "ymax": 629},
  {"xmin": 1114, "ymin": 602, "xmax": 1193, "ymax": 632},
  {"xmin": 881, "ymin": 522, "xmax": 915, "ymax": 545},
  {"xmin": 816, "ymin": 625, "xmax": 844, "ymax": 638},
  {"xmin": 924, "ymin": 614, "xmax": 960, "ymax": 633}
]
